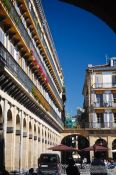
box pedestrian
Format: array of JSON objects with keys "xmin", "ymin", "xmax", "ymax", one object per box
[
  {"xmin": 28, "ymin": 168, "xmax": 34, "ymax": 175},
  {"xmin": 90, "ymin": 152, "xmax": 108, "ymax": 175},
  {"xmin": 66, "ymin": 158, "xmax": 80, "ymax": 175}
]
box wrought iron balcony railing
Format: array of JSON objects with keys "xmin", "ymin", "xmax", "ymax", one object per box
[
  {"xmin": 0, "ymin": 44, "xmax": 63, "ymax": 127},
  {"xmin": 91, "ymin": 100, "xmax": 116, "ymax": 108},
  {"xmin": 93, "ymin": 83, "xmax": 116, "ymax": 88},
  {"xmin": 79, "ymin": 122, "xmax": 116, "ymax": 129},
  {"xmin": 2, "ymin": 1, "xmax": 62, "ymax": 105},
  {"xmin": 25, "ymin": 0, "xmax": 62, "ymax": 88}
]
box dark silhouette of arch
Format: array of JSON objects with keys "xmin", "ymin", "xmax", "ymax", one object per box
[
  {"xmin": 95, "ymin": 138, "xmax": 108, "ymax": 159},
  {"xmin": 61, "ymin": 134, "xmax": 90, "ymax": 164},
  {"xmin": 60, "ymin": 0, "xmax": 116, "ymax": 33},
  {"xmin": 0, "ymin": 106, "xmax": 4, "ymax": 171},
  {"xmin": 23, "ymin": 118, "xmax": 26, "ymax": 132},
  {"xmin": 7, "ymin": 110, "xmax": 13, "ymax": 127},
  {"xmin": 112, "ymin": 139, "xmax": 116, "ymax": 160}
]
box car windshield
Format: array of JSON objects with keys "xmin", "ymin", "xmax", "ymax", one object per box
[{"xmin": 41, "ymin": 155, "xmax": 58, "ymax": 163}]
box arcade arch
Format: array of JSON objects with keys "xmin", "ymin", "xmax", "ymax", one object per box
[
  {"xmin": 22, "ymin": 117, "xmax": 27, "ymax": 168},
  {"xmin": 6, "ymin": 109, "xmax": 13, "ymax": 170},
  {"xmin": 0, "ymin": 106, "xmax": 4, "ymax": 170},
  {"xmin": 28, "ymin": 121, "xmax": 33, "ymax": 167},
  {"xmin": 61, "ymin": 134, "xmax": 89, "ymax": 163},
  {"xmin": 112, "ymin": 139, "xmax": 116, "ymax": 160},
  {"xmin": 95, "ymin": 138, "xmax": 108, "ymax": 159},
  {"xmin": 15, "ymin": 114, "xmax": 21, "ymax": 170}
]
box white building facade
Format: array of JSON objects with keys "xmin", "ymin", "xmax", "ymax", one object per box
[{"xmin": 0, "ymin": 0, "xmax": 65, "ymax": 171}]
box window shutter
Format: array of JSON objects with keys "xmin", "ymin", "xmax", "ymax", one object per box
[{"xmin": 92, "ymin": 113, "xmax": 97, "ymax": 128}]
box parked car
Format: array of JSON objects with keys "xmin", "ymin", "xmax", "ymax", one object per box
[{"xmin": 38, "ymin": 153, "xmax": 62, "ymax": 175}]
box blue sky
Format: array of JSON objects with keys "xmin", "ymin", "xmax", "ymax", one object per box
[{"xmin": 42, "ymin": 0, "xmax": 116, "ymax": 116}]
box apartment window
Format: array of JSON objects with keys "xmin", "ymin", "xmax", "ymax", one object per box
[
  {"xmin": 14, "ymin": 49, "xmax": 19, "ymax": 62},
  {"xmin": 97, "ymin": 113, "xmax": 103, "ymax": 123},
  {"xmin": 32, "ymin": 73, "xmax": 34, "ymax": 83},
  {"xmin": 28, "ymin": 66, "xmax": 31, "ymax": 78},
  {"xmin": 22, "ymin": 58, "xmax": 26, "ymax": 71},
  {"xmin": 6, "ymin": 36, "xmax": 9, "ymax": 50},
  {"xmin": 112, "ymin": 75, "xmax": 116, "ymax": 86},
  {"xmin": 29, "ymin": 2, "xmax": 32, "ymax": 11},
  {"xmin": 0, "ymin": 28, "xmax": 4, "ymax": 44},
  {"xmin": 95, "ymin": 74, "xmax": 102, "ymax": 87},
  {"xmin": 113, "ymin": 60, "xmax": 116, "ymax": 66},
  {"xmin": 96, "ymin": 94, "xmax": 103, "ymax": 107},
  {"xmin": 113, "ymin": 94, "xmax": 116, "ymax": 103},
  {"xmin": 114, "ymin": 113, "xmax": 116, "ymax": 123}
]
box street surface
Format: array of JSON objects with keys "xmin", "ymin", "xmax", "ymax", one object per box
[{"xmin": 61, "ymin": 165, "xmax": 116, "ymax": 175}]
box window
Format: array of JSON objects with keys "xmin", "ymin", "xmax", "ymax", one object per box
[
  {"xmin": 112, "ymin": 75, "xmax": 116, "ymax": 86},
  {"xmin": 22, "ymin": 58, "xmax": 26, "ymax": 71},
  {"xmin": 0, "ymin": 28, "xmax": 4, "ymax": 44},
  {"xmin": 14, "ymin": 50, "xmax": 19, "ymax": 62},
  {"xmin": 95, "ymin": 74, "xmax": 102, "ymax": 87},
  {"xmin": 113, "ymin": 60, "xmax": 116, "ymax": 66},
  {"xmin": 114, "ymin": 113, "xmax": 116, "ymax": 123},
  {"xmin": 29, "ymin": 1, "xmax": 32, "ymax": 11},
  {"xmin": 113, "ymin": 94, "xmax": 116, "ymax": 103},
  {"xmin": 97, "ymin": 113, "xmax": 103, "ymax": 123},
  {"xmin": 96, "ymin": 94, "xmax": 103, "ymax": 107}
]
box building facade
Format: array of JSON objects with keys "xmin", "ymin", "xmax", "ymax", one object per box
[
  {"xmin": 83, "ymin": 58, "xmax": 116, "ymax": 159},
  {"xmin": 0, "ymin": 0, "xmax": 65, "ymax": 171}
]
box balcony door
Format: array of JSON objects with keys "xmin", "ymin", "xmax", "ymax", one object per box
[
  {"xmin": 114, "ymin": 113, "xmax": 116, "ymax": 128},
  {"xmin": 103, "ymin": 91, "xmax": 112, "ymax": 107},
  {"xmin": 112, "ymin": 75, "xmax": 116, "ymax": 87},
  {"xmin": 96, "ymin": 94, "xmax": 103, "ymax": 107},
  {"xmin": 97, "ymin": 113, "xmax": 104, "ymax": 128},
  {"xmin": 113, "ymin": 94, "xmax": 116, "ymax": 107},
  {"xmin": 103, "ymin": 72, "xmax": 112, "ymax": 88},
  {"xmin": 95, "ymin": 74, "xmax": 102, "ymax": 88}
]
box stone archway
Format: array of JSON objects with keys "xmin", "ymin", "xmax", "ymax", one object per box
[
  {"xmin": 95, "ymin": 138, "xmax": 107, "ymax": 147},
  {"xmin": 38, "ymin": 126, "xmax": 41, "ymax": 156},
  {"xmin": 95, "ymin": 138, "xmax": 108, "ymax": 159},
  {"xmin": 61, "ymin": 134, "xmax": 90, "ymax": 164},
  {"xmin": 15, "ymin": 114, "xmax": 20, "ymax": 170},
  {"xmin": 33, "ymin": 123, "xmax": 38, "ymax": 168},
  {"xmin": 22, "ymin": 118, "xmax": 27, "ymax": 169},
  {"xmin": 6, "ymin": 109, "xmax": 13, "ymax": 171},
  {"xmin": 28, "ymin": 121, "xmax": 33, "ymax": 168},
  {"xmin": 112, "ymin": 139, "xmax": 116, "ymax": 160},
  {"xmin": 0, "ymin": 105, "xmax": 4, "ymax": 171}
]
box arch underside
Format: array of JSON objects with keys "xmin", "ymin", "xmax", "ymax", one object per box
[{"xmin": 60, "ymin": 0, "xmax": 116, "ymax": 33}]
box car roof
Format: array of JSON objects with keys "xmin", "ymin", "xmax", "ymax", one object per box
[{"xmin": 40, "ymin": 153, "xmax": 59, "ymax": 155}]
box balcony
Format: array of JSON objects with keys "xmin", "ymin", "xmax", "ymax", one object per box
[
  {"xmin": 91, "ymin": 100, "xmax": 116, "ymax": 108},
  {"xmin": 93, "ymin": 83, "xmax": 116, "ymax": 89},
  {"xmin": 25, "ymin": 0, "xmax": 62, "ymax": 89},
  {"xmin": 0, "ymin": 43, "xmax": 63, "ymax": 128},
  {"xmin": 16, "ymin": 0, "xmax": 62, "ymax": 93},
  {"xmin": 79, "ymin": 122, "xmax": 116, "ymax": 129},
  {"xmin": 0, "ymin": 1, "xmax": 62, "ymax": 107}
]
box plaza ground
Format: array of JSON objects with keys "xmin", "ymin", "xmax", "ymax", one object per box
[{"xmin": 61, "ymin": 165, "xmax": 116, "ymax": 175}]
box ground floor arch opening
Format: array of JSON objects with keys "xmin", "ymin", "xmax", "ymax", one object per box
[
  {"xmin": 112, "ymin": 139, "xmax": 116, "ymax": 160},
  {"xmin": 95, "ymin": 138, "xmax": 108, "ymax": 160},
  {"xmin": 61, "ymin": 134, "xmax": 90, "ymax": 164},
  {"xmin": 0, "ymin": 105, "xmax": 4, "ymax": 171}
]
